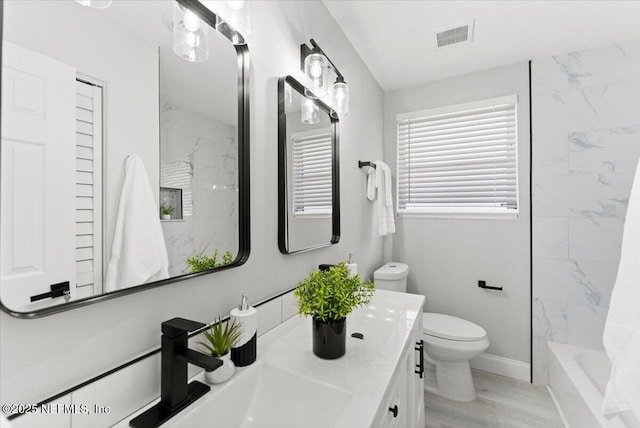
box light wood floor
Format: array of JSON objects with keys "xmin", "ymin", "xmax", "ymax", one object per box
[{"xmin": 425, "ymin": 369, "xmax": 565, "ymax": 428}]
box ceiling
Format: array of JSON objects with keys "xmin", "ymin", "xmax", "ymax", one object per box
[{"xmin": 323, "ymin": 0, "xmax": 640, "ymax": 91}]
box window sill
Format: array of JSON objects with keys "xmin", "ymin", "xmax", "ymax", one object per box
[
  {"xmin": 293, "ymin": 214, "xmax": 332, "ymax": 219},
  {"xmin": 398, "ymin": 212, "xmax": 519, "ymax": 220}
]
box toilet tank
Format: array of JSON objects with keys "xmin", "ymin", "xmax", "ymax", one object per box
[{"xmin": 373, "ymin": 262, "xmax": 409, "ymax": 292}]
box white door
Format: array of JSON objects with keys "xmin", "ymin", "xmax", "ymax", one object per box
[{"xmin": 1, "ymin": 41, "xmax": 76, "ymax": 311}]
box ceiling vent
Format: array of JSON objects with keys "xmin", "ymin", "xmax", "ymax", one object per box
[{"xmin": 435, "ymin": 20, "xmax": 474, "ymax": 48}]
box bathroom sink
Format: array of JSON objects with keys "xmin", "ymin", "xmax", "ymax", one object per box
[
  {"xmin": 348, "ymin": 295, "xmax": 406, "ymax": 344},
  {"xmin": 165, "ymin": 362, "xmax": 353, "ymax": 428}
]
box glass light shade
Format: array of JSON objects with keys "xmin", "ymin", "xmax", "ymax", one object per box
[
  {"xmin": 284, "ymin": 85, "xmax": 293, "ymax": 107},
  {"xmin": 330, "ymin": 80, "xmax": 349, "ymax": 118},
  {"xmin": 75, "ymin": 0, "xmax": 112, "ymax": 8},
  {"xmin": 301, "ymin": 99, "xmax": 320, "ymax": 125},
  {"xmin": 173, "ymin": 5, "xmax": 209, "ymax": 63},
  {"xmin": 304, "ymin": 53, "xmax": 328, "ymax": 98},
  {"xmin": 213, "ymin": 0, "xmax": 252, "ymax": 45}
]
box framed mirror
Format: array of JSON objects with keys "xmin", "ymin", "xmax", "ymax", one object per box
[
  {"xmin": 278, "ymin": 76, "xmax": 339, "ymax": 255},
  {"xmin": 0, "ymin": 0, "xmax": 250, "ymax": 317}
]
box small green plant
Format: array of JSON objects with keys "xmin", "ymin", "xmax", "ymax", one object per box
[
  {"xmin": 294, "ymin": 261, "xmax": 375, "ymax": 322},
  {"xmin": 199, "ymin": 317, "xmax": 243, "ymax": 357},
  {"xmin": 186, "ymin": 249, "xmax": 234, "ymax": 273},
  {"xmin": 222, "ymin": 250, "xmax": 234, "ymax": 265},
  {"xmin": 160, "ymin": 204, "xmax": 174, "ymax": 216}
]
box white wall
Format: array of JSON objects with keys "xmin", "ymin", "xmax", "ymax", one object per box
[
  {"xmin": 2, "ymin": 1, "xmax": 160, "ymax": 278},
  {"xmin": 0, "ymin": 0, "xmax": 385, "ymax": 406},
  {"xmin": 383, "ymin": 63, "xmax": 531, "ymax": 365},
  {"xmin": 531, "ymin": 39, "xmax": 640, "ymax": 384}
]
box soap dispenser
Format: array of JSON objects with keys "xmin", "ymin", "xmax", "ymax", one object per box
[
  {"xmin": 230, "ymin": 293, "xmax": 257, "ymax": 366},
  {"xmin": 346, "ymin": 253, "xmax": 358, "ymax": 276}
]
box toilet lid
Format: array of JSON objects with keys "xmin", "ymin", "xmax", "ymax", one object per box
[{"xmin": 422, "ymin": 313, "xmax": 487, "ymax": 341}]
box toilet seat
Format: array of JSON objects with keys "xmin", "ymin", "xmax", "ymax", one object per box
[{"xmin": 423, "ymin": 313, "xmax": 487, "ymax": 342}]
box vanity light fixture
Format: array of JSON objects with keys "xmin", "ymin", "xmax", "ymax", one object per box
[
  {"xmin": 301, "ymin": 98, "xmax": 320, "ymax": 125},
  {"xmin": 213, "ymin": 0, "xmax": 252, "ymax": 45},
  {"xmin": 75, "ymin": 0, "xmax": 112, "ymax": 8},
  {"xmin": 173, "ymin": 4, "xmax": 209, "ymax": 62},
  {"xmin": 300, "ymin": 39, "xmax": 350, "ymax": 118}
]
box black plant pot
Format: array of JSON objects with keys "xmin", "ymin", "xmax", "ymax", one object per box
[{"xmin": 312, "ymin": 317, "xmax": 346, "ymax": 359}]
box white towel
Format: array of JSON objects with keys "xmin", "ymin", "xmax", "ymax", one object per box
[
  {"xmin": 366, "ymin": 167, "xmax": 376, "ymax": 201},
  {"xmin": 105, "ymin": 155, "xmax": 169, "ymax": 292},
  {"xmin": 374, "ymin": 160, "xmax": 395, "ymax": 236},
  {"xmin": 602, "ymin": 158, "xmax": 640, "ymax": 419}
]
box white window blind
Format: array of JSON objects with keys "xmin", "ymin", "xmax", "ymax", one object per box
[
  {"xmin": 291, "ymin": 130, "xmax": 333, "ymax": 216},
  {"xmin": 397, "ymin": 94, "xmax": 518, "ymax": 217}
]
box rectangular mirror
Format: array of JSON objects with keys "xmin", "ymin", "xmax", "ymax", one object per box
[
  {"xmin": 278, "ymin": 76, "xmax": 339, "ymax": 254},
  {"xmin": 0, "ymin": 0, "xmax": 250, "ymax": 317}
]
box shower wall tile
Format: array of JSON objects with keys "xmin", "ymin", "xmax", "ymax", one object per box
[
  {"xmin": 531, "ymin": 38, "xmax": 640, "ymax": 385},
  {"xmin": 532, "ymin": 337, "xmax": 550, "ymax": 385},
  {"xmin": 533, "ymin": 174, "xmax": 633, "ymax": 218},
  {"xmin": 533, "ymin": 258, "xmax": 617, "ymax": 308},
  {"xmin": 569, "ymin": 127, "xmax": 640, "ymax": 175},
  {"xmin": 531, "ymin": 54, "xmax": 569, "ymax": 96},
  {"xmin": 531, "ymin": 128, "xmax": 569, "ymax": 176},
  {"xmin": 160, "ymin": 101, "xmax": 239, "ymax": 277},
  {"xmin": 566, "ymin": 302, "xmax": 608, "ymax": 350},
  {"xmin": 567, "ymin": 40, "xmax": 640, "ymax": 89},
  {"xmin": 532, "ymin": 298, "xmax": 567, "ymax": 342},
  {"xmin": 533, "ymin": 81, "xmax": 640, "ymax": 134},
  {"xmin": 568, "ymin": 218, "xmax": 624, "ymax": 263},
  {"xmin": 532, "ymin": 217, "xmax": 568, "ymax": 258}
]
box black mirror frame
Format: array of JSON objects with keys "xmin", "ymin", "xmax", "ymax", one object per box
[
  {"xmin": 0, "ymin": 0, "xmax": 251, "ymax": 318},
  {"xmin": 277, "ymin": 75, "xmax": 340, "ymax": 255}
]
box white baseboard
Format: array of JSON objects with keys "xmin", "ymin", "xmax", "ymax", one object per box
[{"xmin": 470, "ymin": 352, "xmax": 530, "ymax": 382}]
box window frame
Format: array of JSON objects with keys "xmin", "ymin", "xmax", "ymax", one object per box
[{"xmin": 396, "ymin": 94, "xmax": 519, "ymax": 220}]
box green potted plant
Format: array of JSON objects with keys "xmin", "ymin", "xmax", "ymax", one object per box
[
  {"xmin": 186, "ymin": 249, "xmax": 234, "ymax": 273},
  {"xmin": 160, "ymin": 204, "xmax": 174, "ymax": 220},
  {"xmin": 199, "ymin": 316, "xmax": 243, "ymax": 384},
  {"xmin": 294, "ymin": 261, "xmax": 375, "ymax": 359}
]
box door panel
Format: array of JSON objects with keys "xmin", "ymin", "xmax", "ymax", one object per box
[{"xmin": 1, "ymin": 41, "xmax": 76, "ymax": 310}]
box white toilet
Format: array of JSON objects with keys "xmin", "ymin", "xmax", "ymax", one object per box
[{"xmin": 374, "ymin": 262, "xmax": 490, "ymax": 402}]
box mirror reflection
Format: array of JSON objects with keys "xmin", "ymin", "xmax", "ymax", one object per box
[
  {"xmin": 1, "ymin": 0, "xmax": 244, "ymax": 313},
  {"xmin": 278, "ymin": 76, "xmax": 340, "ymax": 254}
]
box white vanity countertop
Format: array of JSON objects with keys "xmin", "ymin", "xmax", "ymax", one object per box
[
  {"xmin": 114, "ymin": 290, "xmax": 425, "ymax": 428},
  {"xmin": 260, "ymin": 290, "xmax": 424, "ymax": 427}
]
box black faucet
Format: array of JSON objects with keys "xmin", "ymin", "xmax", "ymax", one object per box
[{"xmin": 130, "ymin": 318, "xmax": 223, "ymax": 427}]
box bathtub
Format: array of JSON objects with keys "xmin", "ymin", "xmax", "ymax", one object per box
[{"xmin": 548, "ymin": 342, "xmax": 640, "ymax": 428}]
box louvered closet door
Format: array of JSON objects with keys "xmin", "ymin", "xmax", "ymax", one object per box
[
  {"xmin": 75, "ymin": 79, "xmax": 103, "ymax": 298},
  {"xmin": 1, "ymin": 42, "xmax": 76, "ymax": 310}
]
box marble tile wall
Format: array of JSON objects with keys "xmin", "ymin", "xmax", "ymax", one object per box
[
  {"xmin": 159, "ymin": 101, "xmax": 239, "ymax": 277},
  {"xmin": 531, "ymin": 39, "xmax": 640, "ymax": 384}
]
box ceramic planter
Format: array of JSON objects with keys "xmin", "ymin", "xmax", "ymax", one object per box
[
  {"xmin": 312, "ymin": 317, "xmax": 346, "ymax": 359},
  {"xmin": 204, "ymin": 353, "xmax": 235, "ymax": 384}
]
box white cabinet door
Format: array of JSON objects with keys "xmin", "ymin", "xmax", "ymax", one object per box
[
  {"xmin": 1, "ymin": 41, "xmax": 76, "ymax": 310},
  {"xmin": 408, "ymin": 321, "xmax": 426, "ymax": 427},
  {"xmin": 378, "ymin": 369, "xmax": 404, "ymax": 428}
]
